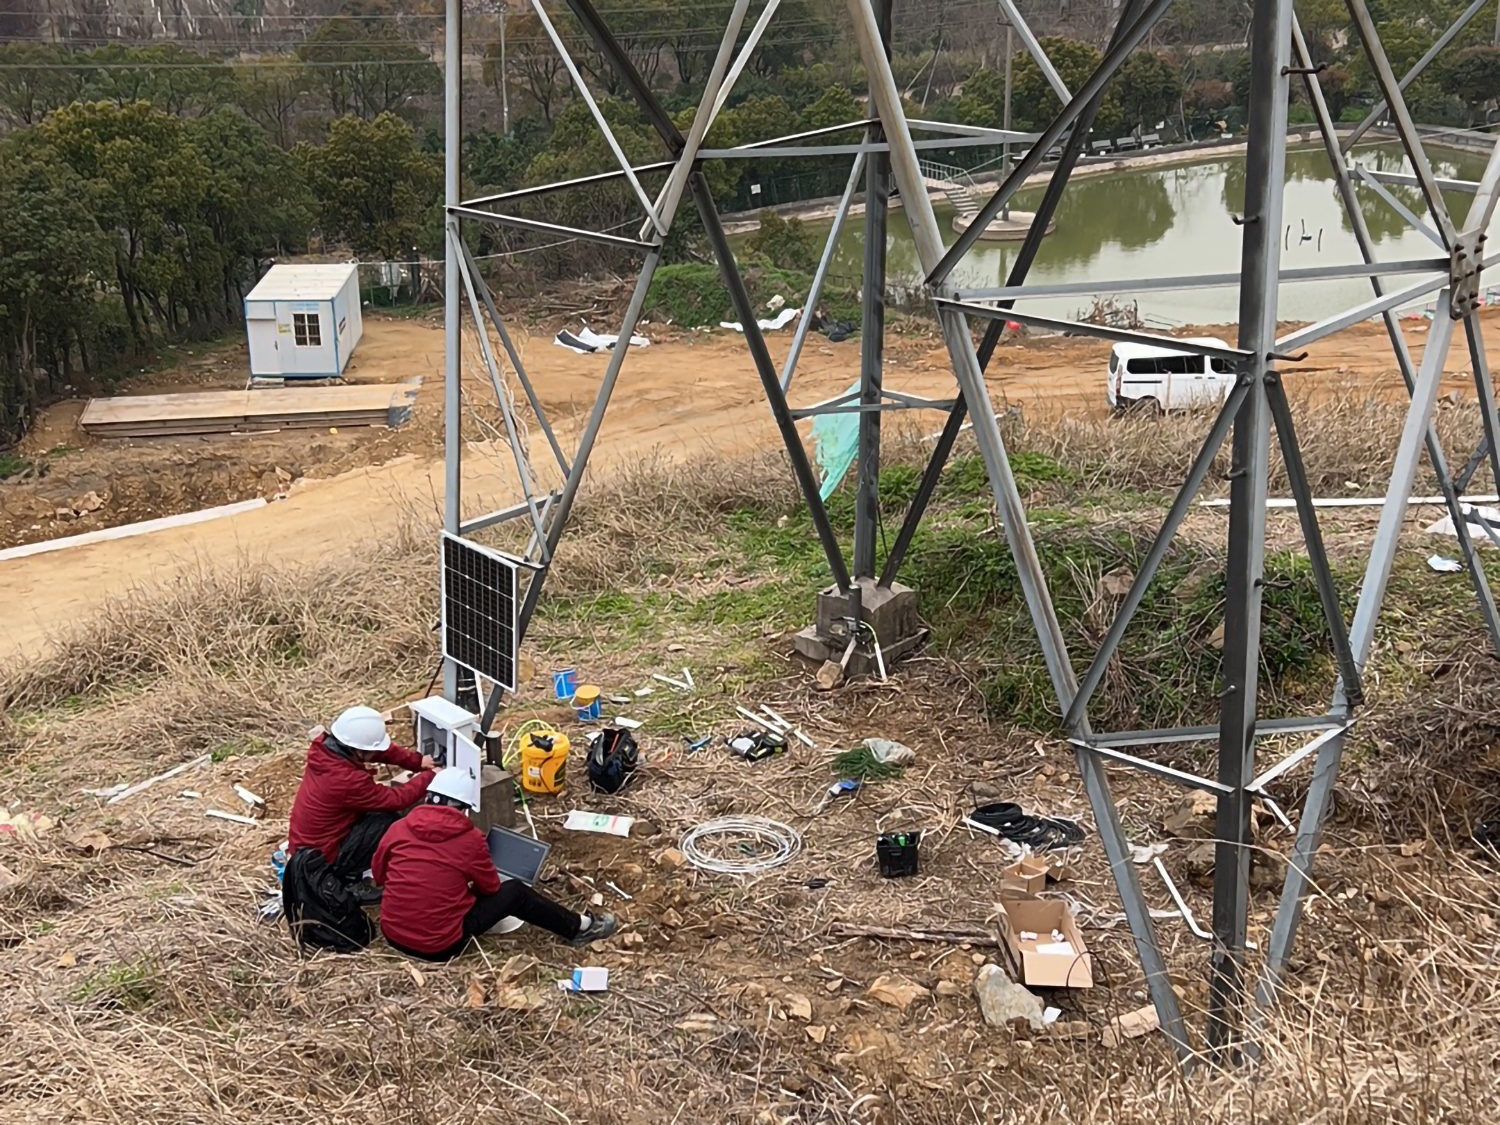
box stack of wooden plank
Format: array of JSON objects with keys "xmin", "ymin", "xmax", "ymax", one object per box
[{"xmin": 79, "ymin": 385, "xmax": 410, "ymax": 439}]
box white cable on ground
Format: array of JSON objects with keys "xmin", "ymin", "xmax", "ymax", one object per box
[{"xmin": 680, "ymin": 816, "xmax": 802, "ymax": 875}]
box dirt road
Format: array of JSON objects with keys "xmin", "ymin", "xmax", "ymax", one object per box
[{"xmin": 3, "ymin": 309, "xmax": 1489, "ymax": 660}]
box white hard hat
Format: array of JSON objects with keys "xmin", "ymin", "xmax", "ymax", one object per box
[
  {"xmin": 427, "ymin": 766, "xmax": 479, "ymax": 811},
  {"xmin": 330, "ymin": 706, "xmax": 391, "ymax": 753}
]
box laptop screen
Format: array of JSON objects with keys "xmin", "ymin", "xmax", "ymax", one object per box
[{"xmin": 486, "ymin": 826, "xmax": 551, "ymax": 885}]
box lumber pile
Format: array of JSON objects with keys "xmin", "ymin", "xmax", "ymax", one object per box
[{"xmin": 79, "ymin": 386, "xmax": 412, "ymax": 439}]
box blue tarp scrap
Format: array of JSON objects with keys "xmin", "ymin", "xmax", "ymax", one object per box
[{"xmin": 811, "ymin": 380, "xmax": 861, "ymax": 501}]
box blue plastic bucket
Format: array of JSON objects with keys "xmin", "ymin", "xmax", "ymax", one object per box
[{"xmin": 552, "ymin": 668, "xmax": 578, "ymax": 700}]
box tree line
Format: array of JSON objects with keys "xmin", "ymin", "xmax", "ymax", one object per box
[{"xmin": 3, "ymin": 0, "xmax": 1498, "ymax": 446}]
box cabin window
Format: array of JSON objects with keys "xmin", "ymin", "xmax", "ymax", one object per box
[{"xmin": 293, "ymin": 312, "xmax": 322, "ymax": 348}]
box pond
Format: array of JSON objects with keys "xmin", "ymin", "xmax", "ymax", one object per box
[{"xmin": 798, "ymin": 142, "xmax": 1500, "ymax": 326}]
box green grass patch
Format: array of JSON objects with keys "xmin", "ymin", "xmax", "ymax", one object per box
[
  {"xmin": 903, "ymin": 519, "xmax": 1341, "ymax": 730},
  {"xmin": 71, "ymin": 958, "xmax": 159, "ymax": 1012},
  {"xmin": 210, "ymin": 737, "xmax": 277, "ymax": 763},
  {"xmin": 0, "ymin": 453, "xmax": 27, "ymax": 477},
  {"xmin": 941, "ymin": 451, "xmax": 1077, "ymax": 500}
]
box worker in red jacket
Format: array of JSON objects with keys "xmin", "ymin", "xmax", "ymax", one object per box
[
  {"xmin": 288, "ymin": 706, "xmax": 436, "ymax": 883},
  {"xmin": 373, "ymin": 766, "xmax": 619, "ymax": 960}
]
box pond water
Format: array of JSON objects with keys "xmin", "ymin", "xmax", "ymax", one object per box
[{"xmin": 800, "ymin": 143, "xmax": 1500, "ymax": 326}]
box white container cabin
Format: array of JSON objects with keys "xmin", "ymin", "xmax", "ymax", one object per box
[{"xmin": 244, "ymin": 263, "xmax": 363, "ymax": 379}]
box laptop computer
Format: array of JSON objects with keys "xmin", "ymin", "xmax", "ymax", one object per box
[{"xmin": 486, "ymin": 825, "xmax": 551, "ymax": 885}]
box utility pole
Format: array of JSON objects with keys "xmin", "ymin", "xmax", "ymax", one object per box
[
  {"xmin": 499, "ymin": 0, "xmax": 511, "ymax": 133},
  {"xmin": 1003, "ymin": 23, "xmax": 1013, "ymax": 221}
]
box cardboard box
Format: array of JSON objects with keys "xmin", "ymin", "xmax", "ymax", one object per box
[
  {"xmin": 998, "ymin": 897, "xmax": 1094, "ymax": 989},
  {"xmin": 1001, "ymin": 856, "xmax": 1050, "ymax": 895}
]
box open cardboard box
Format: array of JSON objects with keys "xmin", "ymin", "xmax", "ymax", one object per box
[
  {"xmin": 1000, "ymin": 856, "xmax": 1050, "ymax": 895},
  {"xmin": 998, "ymin": 896, "xmax": 1094, "ymax": 989}
]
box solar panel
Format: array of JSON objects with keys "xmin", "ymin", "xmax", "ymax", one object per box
[{"xmin": 440, "ymin": 532, "xmax": 519, "ymax": 692}]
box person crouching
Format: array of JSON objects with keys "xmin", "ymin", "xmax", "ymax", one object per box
[
  {"xmin": 373, "ymin": 767, "xmax": 619, "ymax": 961},
  {"xmin": 288, "ymin": 706, "xmax": 436, "ymax": 884}
]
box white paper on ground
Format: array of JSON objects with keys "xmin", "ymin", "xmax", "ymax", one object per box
[
  {"xmin": 563, "ymin": 811, "xmax": 635, "ymax": 837},
  {"xmin": 1428, "ymin": 554, "xmax": 1464, "ymax": 572},
  {"xmin": 1425, "ymin": 504, "xmax": 1500, "ymax": 544},
  {"xmin": 554, "ymin": 323, "xmax": 650, "ymax": 354},
  {"xmin": 1035, "ymin": 941, "xmax": 1076, "ymax": 956},
  {"xmin": 720, "ymin": 307, "xmax": 800, "ymax": 333}
]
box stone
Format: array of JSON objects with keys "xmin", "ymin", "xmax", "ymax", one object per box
[
  {"xmin": 1163, "ymin": 796, "xmax": 1214, "ymax": 840},
  {"xmin": 974, "ymin": 963, "xmax": 1045, "ymax": 1031},
  {"xmin": 805, "ymin": 1024, "xmax": 828, "ymax": 1044},
  {"xmin": 815, "ymin": 661, "xmax": 844, "ymax": 691},
  {"xmin": 867, "ymin": 974, "xmax": 929, "ymax": 1011},
  {"xmin": 971, "ymin": 781, "xmax": 1001, "ymax": 801},
  {"xmin": 935, "ymin": 980, "xmax": 962, "ymax": 998},
  {"xmin": 655, "ymin": 847, "xmax": 686, "ymax": 870},
  {"xmin": 1102, "ymin": 1003, "xmax": 1160, "ymax": 1048},
  {"xmin": 633, "ymin": 820, "xmax": 660, "ymax": 838},
  {"xmin": 661, "ymin": 908, "xmax": 683, "ymax": 928},
  {"xmin": 785, "ymin": 992, "xmax": 813, "ymax": 1021},
  {"xmin": 1097, "ymin": 568, "xmax": 1135, "ymax": 599}
]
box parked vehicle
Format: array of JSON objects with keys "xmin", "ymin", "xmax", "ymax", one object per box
[{"xmin": 1107, "ymin": 338, "xmax": 1236, "ymax": 413}]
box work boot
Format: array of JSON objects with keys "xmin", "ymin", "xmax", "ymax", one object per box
[
  {"xmin": 569, "ymin": 912, "xmax": 619, "ymax": 945},
  {"xmin": 352, "ymin": 879, "xmax": 384, "ymax": 907}
]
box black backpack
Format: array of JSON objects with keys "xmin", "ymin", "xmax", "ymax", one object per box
[
  {"xmin": 587, "ymin": 728, "xmax": 639, "ymax": 794},
  {"xmin": 282, "ymin": 847, "xmax": 373, "ymax": 953}
]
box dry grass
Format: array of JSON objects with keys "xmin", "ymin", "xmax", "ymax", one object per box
[
  {"xmin": 1002, "ymin": 383, "xmax": 1489, "ymax": 496},
  {"xmin": 3, "ymin": 431, "xmax": 1500, "ymax": 1124}
]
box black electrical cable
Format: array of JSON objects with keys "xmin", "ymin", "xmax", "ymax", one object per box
[{"xmin": 969, "ymin": 802, "xmax": 1086, "ymax": 852}]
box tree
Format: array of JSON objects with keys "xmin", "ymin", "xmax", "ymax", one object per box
[
  {"xmin": 41, "ymin": 100, "xmax": 215, "ymax": 349},
  {"xmin": 1439, "ymin": 45, "xmax": 1500, "ymax": 125},
  {"xmin": 802, "ymin": 84, "xmax": 860, "ymax": 133},
  {"xmin": 1295, "ymin": 0, "xmax": 1350, "ymax": 59},
  {"xmin": 577, "ymin": 0, "xmax": 669, "ymax": 95},
  {"xmin": 298, "ymin": 113, "xmax": 442, "ymax": 258},
  {"xmin": 297, "ymin": 18, "xmax": 442, "ymax": 120},
  {"xmin": 189, "ymin": 110, "xmax": 313, "ymax": 299},
  {"xmin": 494, "ymin": 8, "xmax": 567, "ymax": 121},
  {"xmin": 84, "ymin": 44, "xmax": 232, "ymax": 116},
  {"xmin": 0, "ymin": 43, "xmax": 90, "ymax": 126},
  {"xmin": 465, "ymin": 117, "xmax": 551, "ymax": 193},
  {"xmin": 236, "ymin": 59, "xmax": 311, "ymax": 149},
  {"xmin": 748, "ymin": 0, "xmax": 829, "ymax": 77},
  {"xmin": 1115, "ymin": 52, "xmax": 1181, "ymax": 133},
  {"xmin": 1010, "ymin": 38, "xmax": 1124, "ymax": 137},
  {"xmin": 955, "ymin": 67, "xmax": 1005, "ymax": 126},
  {"xmin": 0, "ymin": 144, "xmax": 112, "ymax": 439},
  {"xmin": 1012, "ymin": 38, "xmax": 1100, "ymax": 130},
  {"xmin": 663, "ymin": 0, "xmax": 735, "ymax": 90}
]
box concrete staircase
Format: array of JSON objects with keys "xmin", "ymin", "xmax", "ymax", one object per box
[{"xmin": 918, "ymin": 160, "xmax": 983, "ymax": 220}]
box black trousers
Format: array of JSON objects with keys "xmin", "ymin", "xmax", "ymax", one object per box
[
  {"xmin": 388, "ymin": 881, "xmax": 584, "ymax": 962},
  {"xmin": 331, "ymin": 811, "xmax": 401, "ymax": 881}
]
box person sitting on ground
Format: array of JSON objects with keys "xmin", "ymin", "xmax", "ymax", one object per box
[
  {"xmin": 372, "ymin": 766, "xmax": 619, "ymax": 961},
  {"xmin": 288, "ymin": 705, "xmax": 436, "ymax": 884}
]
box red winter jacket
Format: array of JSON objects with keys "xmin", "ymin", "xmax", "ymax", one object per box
[
  {"xmin": 372, "ymin": 803, "xmax": 501, "ymax": 954},
  {"xmin": 288, "ymin": 735, "xmax": 433, "ymax": 863}
]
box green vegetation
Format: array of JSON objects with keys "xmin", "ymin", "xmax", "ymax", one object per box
[
  {"xmin": 71, "ymin": 959, "xmax": 159, "ymax": 1012},
  {"xmin": 1, "ymin": 0, "xmax": 1492, "ymax": 449},
  {"xmin": 644, "ymin": 441, "xmax": 1342, "ymax": 734}
]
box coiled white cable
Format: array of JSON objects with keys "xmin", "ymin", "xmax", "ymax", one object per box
[{"xmin": 679, "ymin": 816, "xmax": 803, "ymax": 875}]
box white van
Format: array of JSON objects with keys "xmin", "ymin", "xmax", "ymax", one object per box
[{"xmin": 1107, "ymin": 338, "xmax": 1237, "ymax": 412}]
